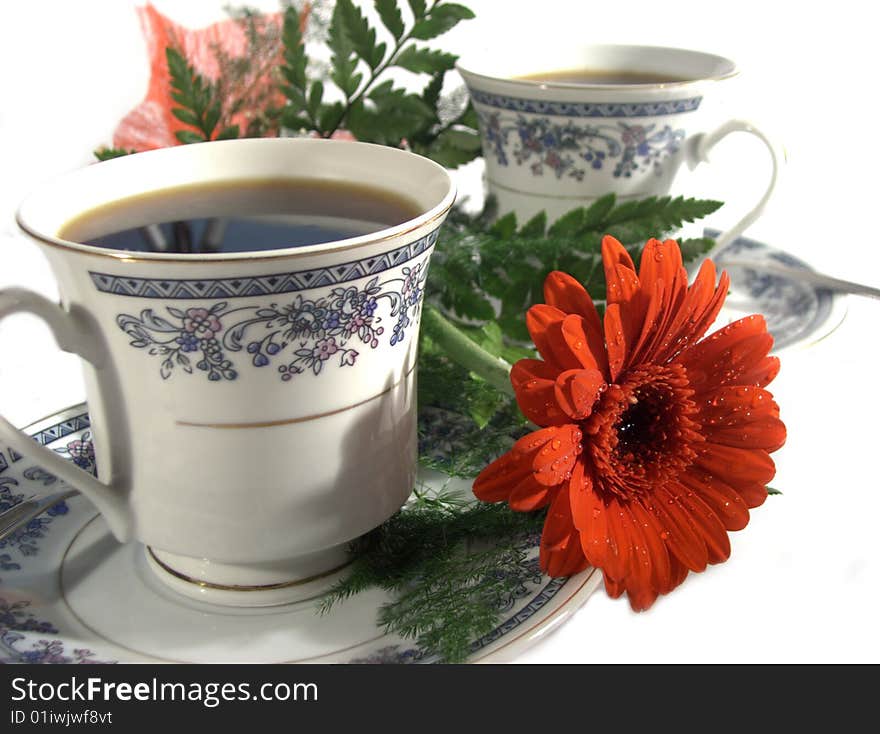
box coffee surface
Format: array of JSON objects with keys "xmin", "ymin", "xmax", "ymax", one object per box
[
  {"xmin": 58, "ymin": 178, "xmax": 423, "ymax": 254},
  {"xmin": 516, "ymin": 68, "xmax": 689, "ymax": 85}
]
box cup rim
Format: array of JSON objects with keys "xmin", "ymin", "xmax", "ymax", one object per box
[
  {"xmin": 15, "ymin": 138, "xmax": 456, "ymax": 263},
  {"xmin": 456, "ymin": 43, "xmax": 739, "ymax": 91}
]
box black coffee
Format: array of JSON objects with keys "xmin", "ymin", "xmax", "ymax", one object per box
[
  {"xmin": 516, "ymin": 68, "xmax": 688, "ymax": 85},
  {"xmin": 58, "ymin": 178, "xmax": 423, "ymax": 254}
]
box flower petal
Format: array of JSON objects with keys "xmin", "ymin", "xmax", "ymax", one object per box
[
  {"xmin": 740, "ymin": 355, "xmax": 781, "ymax": 388},
  {"xmin": 680, "ymin": 468, "xmax": 751, "ymax": 531},
  {"xmin": 541, "ymin": 484, "xmax": 576, "ymax": 550},
  {"xmin": 667, "ymin": 555, "xmax": 690, "ymax": 592},
  {"xmin": 697, "ymin": 443, "xmax": 777, "ymax": 483},
  {"xmin": 704, "ymin": 415, "xmax": 787, "ymax": 451},
  {"xmin": 525, "ymin": 303, "xmax": 567, "ymax": 366},
  {"xmin": 510, "ymin": 359, "xmax": 568, "ymax": 426},
  {"xmin": 617, "ymin": 502, "xmax": 655, "ymax": 609},
  {"xmin": 637, "ymin": 238, "xmax": 685, "ymax": 299},
  {"xmin": 652, "ymin": 485, "xmax": 709, "ymax": 572},
  {"xmin": 604, "ymin": 303, "xmax": 629, "ymax": 382},
  {"xmin": 511, "ymin": 425, "xmax": 563, "ymax": 455},
  {"xmin": 676, "ymin": 315, "xmax": 777, "ymax": 393},
  {"xmin": 651, "ymin": 259, "xmax": 725, "ymax": 363},
  {"xmin": 554, "ymin": 368, "xmax": 604, "ymax": 420},
  {"xmin": 602, "ymin": 235, "xmax": 639, "ymax": 306},
  {"xmin": 628, "ymin": 276, "xmax": 666, "ymax": 367},
  {"xmin": 630, "ymin": 499, "xmax": 672, "ymax": 595},
  {"xmin": 527, "ymin": 307, "xmax": 587, "ymax": 372},
  {"xmin": 472, "ymin": 450, "xmax": 532, "ymax": 503},
  {"xmin": 601, "ymin": 496, "xmax": 635, "ymax": 582},
  {"xmin": 543, "ymin": 271, "xmax": 597, "ymax": 319},
  {"xmin": 560, "ymin": 313, "xmax": 609, "ymax": 376},
  {"xmin": 603, "ymin": 573, "xmax": 625, "ymax": 599},
  {"xmin": 508, "ymin": 473, "xmax": 553, "ymax": 511},
  {"xmin": 543, "ymin": 272, "xmax": 608, "ymax": 376},
  {"xmin": 531, "ymin": 424, "xmax": 582, "ymax": 487},
  {"xmin": 672, "ymin": 486, "xmax": 731, "ymax": 564},
  {"xmin": 699, "ymin": 385, "xmax": 780, "ymax": 427},
  {"xmin": 540, "ymin": 532, "xmax": 590, "ymax": 577},
  {"xmin": 634, "ymin": 239, "xmax": 690, "ymax": 366},
  {"xmin": 602, "ymin": 237, "xmax": 645, "ymax": 378},
  {"xmin": 688, "ymin": 269, "xmax": 730, "ymax": 348},
  {"xmin": 622, "ymin": 579, "xmax": 661, "ymax": 612},
  {"xmin": 569, "ymin": 463, "xmax": 610, "ymax": 569},
  {"xmin": 734, "ymin": 483, "xmax": 769, "ymax": 508},
  {"xmin": 699, "ymin": 385, "xmax": 786, "ymax": 452},
  {"xmin": 695, "ymin": 444, "xmax": 776, "ymax": 508}
]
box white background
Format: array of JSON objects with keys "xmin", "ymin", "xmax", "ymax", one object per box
[{"xmin": 0, "ymin": 0, "xmax": 878, "ymax": 663}]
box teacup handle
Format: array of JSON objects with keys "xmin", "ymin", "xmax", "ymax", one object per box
[
  {"xmin": 0, "ymin": 287, "xmax": 132, "ymax": 540},
  {"xmin": 687, "ymin": 119, "xmax": 781, "ymax": 252}
]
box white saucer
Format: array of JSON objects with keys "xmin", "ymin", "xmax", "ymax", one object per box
[
  {"xmin": 710, "ymin": 231, "xmax": 848, "ymax": 352},
  {"xmin": 0, "ymin": 405, "xmax": 601, "ymax": 664}
]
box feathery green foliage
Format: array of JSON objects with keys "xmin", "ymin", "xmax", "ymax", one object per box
[
  {"xmin": 429, "ymin": 193, "xmax": 721, "ymax": 341},
  {"xmin": 320, "ymin": 492, "xmax": 545, "ymax": 663},
  {"xmin": 279, "ymin": 0, "xmax": 481, "ymax": 166}
]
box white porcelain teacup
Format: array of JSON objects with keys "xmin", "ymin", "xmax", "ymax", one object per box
[
  {"xmin": 2, "ymin": 138, "xmax": 455, "ymax": 606},
  {"xmin": 458, "ymin": 44, "xmax": 779, "ymax": 250}
]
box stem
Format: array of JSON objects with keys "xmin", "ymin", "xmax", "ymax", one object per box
[
  {"xmin": 421, "ymin": 305, "xmax": 514, "ymax": 397},
  {"xmin": 326, "ymin": 0, "xmax": 441, "ymax": 137}
]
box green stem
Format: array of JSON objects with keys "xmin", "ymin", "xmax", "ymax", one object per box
[{"xmin": 421, "ymin": 305, "xmax": 514, "ymax": 397}]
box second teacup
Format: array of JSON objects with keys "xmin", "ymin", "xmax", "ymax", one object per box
[{"xmin": 458, "ymin": 44, "xmax": 778, "ymax": 250}]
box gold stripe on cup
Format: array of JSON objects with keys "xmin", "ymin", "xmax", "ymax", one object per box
[
  {"xmin": 176, "ymin": 364, "xmax": 416, "ymax": 429},
  {"xmin": 486, "ymin": 177, "xmax": 649, "ymax": 200},
  {"xmin": 146, "ymin": 547, "xmax": 353, "ymax": 592}
]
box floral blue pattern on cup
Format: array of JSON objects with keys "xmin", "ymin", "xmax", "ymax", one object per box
[
  {"xmin": 116, "ymin": 262, "xmax": 429, "ymax": 382},
  {"xmin": 467, "ymin": 88, "xmax": 702, "ymax": 118},
  {"xmin": 479, "ymin": 109, "xmax": 685, "ymax": 181}
]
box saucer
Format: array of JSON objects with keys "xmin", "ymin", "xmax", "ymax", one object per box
[
  {"xmin": 709, "ymin": 231, "xmax": 848, "ymax": 352},
  {"xmin": 0, "ymin": 405, "xmax": 601, "ymax": 664}
]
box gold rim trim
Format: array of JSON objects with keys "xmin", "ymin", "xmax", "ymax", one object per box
[
  {"xmin": 473, "ymin": 567, "xmax": 602, "ymax": 662},
  {"xmin": 146, "ymin": 547, "xmax": 353, "ymax": 592},
  {"xmin": 457, "ymin": 45, "xmax": 738, "ymax": 90},
  {"xmin": 177, "ymin": 364, "xmax": 415, "ymax": 429},
  {"xmin": 16, "ymin": 203, "xmax": 452, "ymax": 265},
  {"xmin": 486, "ymin": 178, "xmax": 648, "ymax": 200}
]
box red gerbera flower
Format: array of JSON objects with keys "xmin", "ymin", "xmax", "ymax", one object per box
[{"xmin": 473, "ymin": 235, "xmax": 786, "ymax": 611}]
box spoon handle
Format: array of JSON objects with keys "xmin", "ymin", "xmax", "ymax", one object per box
[
  {"xmin": 719, "ymin": 258, "xmax": 880, "ymax": 301},
  {"xmin": 0, "ymin": 489, "xmax": 79, "ymax": 542}
]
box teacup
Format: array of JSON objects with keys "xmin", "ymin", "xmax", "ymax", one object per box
[
  {"xmin": 2, "ymin": 138, "xmax": 455, "ymax": 606},
  {"xmin": 458, "ymin": 44, "xmax": 779, "ymax": 249}
]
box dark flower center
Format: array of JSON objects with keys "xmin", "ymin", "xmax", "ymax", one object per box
[
  {"xmin": 583, "ymin": 363, "xmax": 702, "ymax": 500},
  {"xmin": 616, "ymin": 399, "xmax": 660, "ymax": 456}
]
